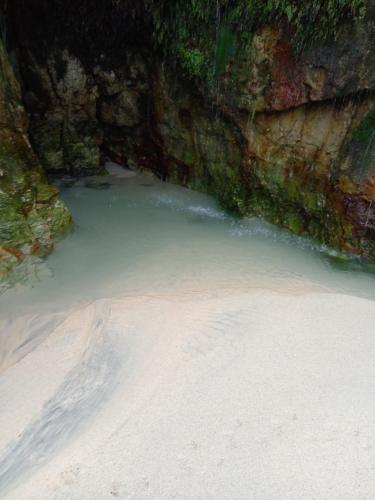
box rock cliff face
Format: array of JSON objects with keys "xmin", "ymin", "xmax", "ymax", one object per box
[
  {"xmin": 0, "ymin": 38, "xmax": 71, "ymax": 278},
  {"xmin": 3, "ymin": 1, "xmax": 375, "ymax": 260}
]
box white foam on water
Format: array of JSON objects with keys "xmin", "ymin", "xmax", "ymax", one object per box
[{"xmin": 186, "ymin": 204, "xmax": 228, "ymax": 219}]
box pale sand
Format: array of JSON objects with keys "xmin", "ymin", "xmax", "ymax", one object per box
[
  {"xmin": 105, "ymin": 162, "xmax": 137, "ymax": 179},
  {"xmin": 1, "ymin": 288, "xmax": 375, "ymax": 499}
]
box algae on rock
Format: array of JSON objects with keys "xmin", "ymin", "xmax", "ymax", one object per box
[
  {"xmin": 3, "ymin": 0, "xmax": 375, "ymax": 260},
  {"xmin": 0, "ymin": 39, "xmax": 71, "ymax": 279}
]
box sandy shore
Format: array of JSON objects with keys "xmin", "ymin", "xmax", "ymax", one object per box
[{"xmin": 1, "ymin": 287, "xmax": 375, "ymax": 499}]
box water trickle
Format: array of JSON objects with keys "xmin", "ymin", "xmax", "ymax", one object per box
[
  {"xmin": 364, "ymin": 200, "xmax": 373, "ymax": 232},
  {"xmin": 212, "ymin": 0, "xmax": 222, "ymax": 81},
  {"xmin": 360, "ymin": 128, "xmax": 375, "ymax": 180}
]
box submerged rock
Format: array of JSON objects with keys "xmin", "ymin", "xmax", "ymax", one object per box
[{"xmin": 84, "ymin": 180, "xmax": 111, "ymax": 190}]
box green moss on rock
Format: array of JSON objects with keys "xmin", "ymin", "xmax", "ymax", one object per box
[{"xmin": 0, "ymin": 39, "xmax": 72, "ymax": 279}]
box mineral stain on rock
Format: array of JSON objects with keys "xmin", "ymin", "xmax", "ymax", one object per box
[
  {"xmin": 0, "ymin": 0, "xmax": 374, "ymax": 276},
  {"xmin": 0, "ymin": 39, "xmax": 71, "ymax": 280}
]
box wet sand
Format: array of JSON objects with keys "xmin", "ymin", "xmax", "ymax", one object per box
[{"xmin": 1, "ymin": 286, "xmax": 375, "ymax": 499}]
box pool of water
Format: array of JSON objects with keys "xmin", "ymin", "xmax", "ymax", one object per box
[{"xmin": 1, "ymin": 167, "xmax": 375, "ymax": 318}]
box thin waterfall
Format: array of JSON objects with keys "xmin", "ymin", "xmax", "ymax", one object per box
[
  {"xmin": 365, "ymin": 200, "xmax": 374, "ymax": 233},
  {"xmin": 360, "ymin": 128, "xmax": 375, "ymax": 179}
]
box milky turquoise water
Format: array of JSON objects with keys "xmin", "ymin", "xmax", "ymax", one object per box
[{"xmin": 1, "ymin": 168, "xmax": 375, "ymax": 319}]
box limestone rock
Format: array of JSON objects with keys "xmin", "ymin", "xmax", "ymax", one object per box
[
  {"xmin": 5, "ymin": 1, "xmax": 375, "ymax": 259},
  {"xmin": 0, "ymin": 39, "xmax": 71, "ymax": 279}
]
